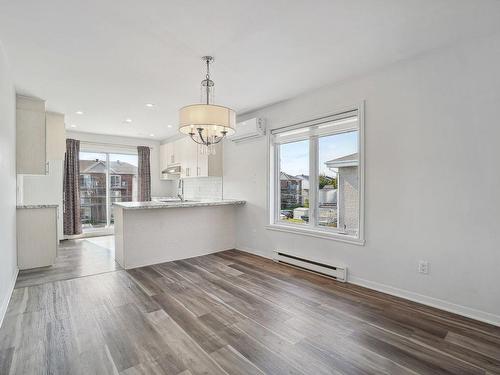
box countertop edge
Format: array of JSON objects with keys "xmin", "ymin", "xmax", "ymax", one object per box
[
  {"xmin": 17, "ymin": 204, "xmax": 59, "ymax": 209},
  {"xmin": 113, "ymin": 200, "xmax": 246, "ymax": 210}
]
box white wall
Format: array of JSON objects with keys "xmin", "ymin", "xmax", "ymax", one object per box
[
  {"xmin": 0, "ymin": 42, "xmax": 17, "ymax": 325},
  {"xmin": 224, "ymin": 32, "xmax": 500, "ymax": 325},
  {"xmin": 66, "ymin": 131, "xmax": 176, "ymax": 197}
]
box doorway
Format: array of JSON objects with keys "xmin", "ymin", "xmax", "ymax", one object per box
[{"xmin": 79, "ymin": 151, "xmax": 138, "ymax": 234}]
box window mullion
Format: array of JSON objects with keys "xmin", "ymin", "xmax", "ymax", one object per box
[
  {"xmin": 106, "ymin": 153, "xmax": 111, "ymax": 227},
  {"xmin": 309, "ymin": 136, "xmax": 318, "ymax": 228},
  {"xmin": 274, "ymin": 144, "xmax": 280, "ymax": 224}
]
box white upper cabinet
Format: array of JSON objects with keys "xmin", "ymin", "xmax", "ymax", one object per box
[
  {"xmin": 177, "ymin": 137, "xmax": 197, "ymax": 178},
  {"xmin": 45, "ymin": 112, "xmax": 66, "ymax": 161},
  {"xmin": 196, "ymin": 143, "xmax": 222, "ymax": 177},
  {"xmin": 160, "ymin": 137, "xmax": 223, "ymax": 179},
  {"xmin": 16, "ymin": 95, "xmax": 47, "ymax": 174},
  {"xmin": 167, "ymin": 141, "xmax": 176, "ymax": 165},
  {"xmin": 197, "ymin": 148, "xmax": 208, "ymax": 177},
  {"xmin": 159, "ymin": 143, "xmax": 168, "ymax": 174},
  {"xmin": 16, "ymin": 96, "xmax": 66, "ymax": 175}
]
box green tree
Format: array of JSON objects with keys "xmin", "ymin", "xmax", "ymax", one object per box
[{"xmin": 319, "ymin": 174, "xmax": 337, "ymax": 189}]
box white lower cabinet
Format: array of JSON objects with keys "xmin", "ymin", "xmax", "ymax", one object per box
[{"xmin": 17, "ymin": 206, "xmax": 58, "ymax": 269}]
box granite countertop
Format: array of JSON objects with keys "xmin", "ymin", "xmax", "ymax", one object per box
[
  {"xmin": 17, "ymin": 204, "xmax": 58, "ymax": 209},
  {"xmin": 113, "ymin": 199, "xmax": 246, "ymax": 210}
]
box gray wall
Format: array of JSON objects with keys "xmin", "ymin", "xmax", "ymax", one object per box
[
  {"xmin": 0, "ymin": 42, "xmax": 17, "ymax": 325},
  {"xmin": 224, "ymin": 32, "xmax": 500, "ymax": 324}
]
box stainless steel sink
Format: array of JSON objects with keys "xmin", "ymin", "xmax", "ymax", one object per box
[{"xmin": 156, "ymin": 199, "xmax": 199, "ymax": 204}]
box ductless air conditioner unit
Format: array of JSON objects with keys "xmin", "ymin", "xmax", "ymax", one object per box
[{"xmin": 228, "ymin": 118, "xmax": 265, "ymax": 143}]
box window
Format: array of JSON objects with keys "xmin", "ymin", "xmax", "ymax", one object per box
[
  {"xmin": 110, "ymin": 175, "xmax": 121, "ymax": 188},
  {"xmin": 269, "ymin": 106, "xmax": 364, "ymax": 243},
  {"xmin": 318, "ymin": 131, "xmax": 359, "ymax": 234},
  {"xmin": 278, "ymin": 140, "xmax": 309, "ymax": 225}
]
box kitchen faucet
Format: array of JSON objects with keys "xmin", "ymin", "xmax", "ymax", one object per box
[{"xmin": 177, "ymin": 178, "xmax": 184, "ymax": 202}]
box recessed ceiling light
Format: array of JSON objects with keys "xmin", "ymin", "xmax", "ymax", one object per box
[
  {"xmin": 75, "ymin": 111, "xmax": 83, "ymax": 115},
  {"xmin": 124, "ymin": 118, "xmax": 132, "ymax": 123},
  {"xmin": 70, "ymin": 124, "xmax": 77, "ymax": 128},
  {"xmin": 167, "ymin": 125, "xmax": 172, "ymax": 128},
  {"xmin": 149, "ymin": 134, "xmax": 155, "ymax": 137},
  {"xmin": 145, "ymin": 103, "xmax": 155, "ymax": 108}
]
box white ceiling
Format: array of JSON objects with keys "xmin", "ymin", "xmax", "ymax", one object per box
[{"xmin": 1, "ymin": 0, "xmax": 500, "ymax": 140}]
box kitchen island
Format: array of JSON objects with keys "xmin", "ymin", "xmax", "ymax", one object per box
[{"xmin": 113, "ymin": 199, "xmax": 245, "ymax": 269}]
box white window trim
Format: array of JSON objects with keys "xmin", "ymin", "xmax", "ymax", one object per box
[{"xmin": 266, "ymin": 102, "xmax": 365, "ymax": 245}]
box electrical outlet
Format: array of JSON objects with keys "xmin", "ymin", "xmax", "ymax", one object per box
[{"xmin": 418, "ymin": 260, "xmax": 429, "ymax": 274}]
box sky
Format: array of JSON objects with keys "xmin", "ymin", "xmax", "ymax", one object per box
[
  {"xmin": 280, "ymin": 131, "xmax": 358, "ymax": 176},
  {"xmin": 80, "ymin": 152, "xmax": 138, "ymax": 167}
]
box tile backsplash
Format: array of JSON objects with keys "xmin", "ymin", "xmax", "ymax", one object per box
[{"xmin": 182, "ymin": 176, "xmax": 223, "ymax": 200}]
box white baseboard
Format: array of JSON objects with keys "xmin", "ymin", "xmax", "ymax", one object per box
[
  {"xmin": 234, "ymin": 245, "xmax": 273, "ymax": 260},
  {"xmin": 347, "ymin": 276, "xmax": 500, "ymax": 327},
  {"xmin": 235, "ymin": 247, "xmax": 500, "ymax": 327},
  {"xmin": 0, "ymin": 267, "xmax": 18, "ymax": 328}
]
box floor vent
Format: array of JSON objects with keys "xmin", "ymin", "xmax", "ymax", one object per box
[{"xmin": 273, "ymin": 251, "xmax": 347, "ymax": 282}]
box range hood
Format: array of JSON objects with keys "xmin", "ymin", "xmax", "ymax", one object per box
[{"xmin": 162, "ymin": 165, "xmax": 181, "ymax": 175}]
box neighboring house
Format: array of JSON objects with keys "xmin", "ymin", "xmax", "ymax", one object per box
[
  {"xmin": 325, "ymin": 153, "xmax": 359, "ymax": 235},
  {"xmin": 294, "ymin": 174, "xmax": 336, "ymax": 205},
  {"xmin": 294, "ymin": 174, "xmax": 310, "ymax": 202},
  {"xmin": 79, "ymin": 159, "xmax": 138, "ymax": 227},
  {"xmin": 281, "ymin": 173, "xmax": 338, "ymax": 224},
  {"xmin": 280, "ymin": 172, "xmax": 303, "ymax": 208}
]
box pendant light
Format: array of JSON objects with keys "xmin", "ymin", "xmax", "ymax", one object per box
[{"xmin": 178, "ymin": 56, "xmax": 235, "ymax": 155}]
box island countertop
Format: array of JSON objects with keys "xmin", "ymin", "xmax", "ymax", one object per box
[{"xmin": 113, "ymin": 199, "xmax": 246, "ymax": 210}]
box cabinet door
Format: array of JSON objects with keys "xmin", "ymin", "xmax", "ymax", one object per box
[
  {"xmin": 197, "ymin": 146, "xmax": 208, "ymax": 177},
  {"xmin": 174, "ymin": 138, "xmax": 185, "ymax": 177},
  {"xmin": 16, "ymin": 96, "xmax": 47, "ymax": 174},
  {"xmin": 207, "ymin": 143, "xmax": 223, "ymax": 177},
  {"xmin": 45, "ymin": 112, "xmax": 66, "ymax": 161},
  {"xmin": 167, "ymin": 141, "xmax": 176, "ymax": 165},
  {"xmin": 182, "ymin": 138, "xmax": 197, "ymax": 177},
  {"xmin": 180, "ymin": 139, "xmax": 188, "ymax": 177},
  {"xmin": 159, "ymin": 144, "xmax": 168, "ymax": 176},
  {"xmin": 17, "ymin": 207, "xmax": 57, "ymax": 269}
]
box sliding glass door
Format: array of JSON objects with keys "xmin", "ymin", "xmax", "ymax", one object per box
[
  {"xmin": 109, "ymin": 153, "xmax": 138, "ymax": 225},
  {"xmin": 80, "ymin": 152, "xmax": 108, "ymax": 230},
  {"xmin": 79, "ymin": 151, "xmax": 138, "ymax": 232}
]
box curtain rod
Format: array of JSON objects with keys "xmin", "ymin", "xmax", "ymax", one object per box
[{"xmin": 79, "ymin": 140, "xmax": 154, "ymax": 150}]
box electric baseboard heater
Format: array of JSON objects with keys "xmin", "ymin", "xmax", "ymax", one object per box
[{"xmin": 273, "ymin": 250, "xmax": 347, "ymax": 282}]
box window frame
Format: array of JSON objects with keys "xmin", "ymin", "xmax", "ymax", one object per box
[{"xmin": 267, "ymin": 103, "xmax": 365, "ymax": 245}]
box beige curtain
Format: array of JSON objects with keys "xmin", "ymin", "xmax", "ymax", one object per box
[
  {"xmin": 63, "ymin": 139, "xmax": 82, "ymax": 235},
  {"xmin": 137, "ymin": 146, "xmax": 151, "ymax": 201}
]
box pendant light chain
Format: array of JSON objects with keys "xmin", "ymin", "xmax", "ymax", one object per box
[{"xmin": 205, "ymin": 58, "xmax": 210, "ymax": 105}]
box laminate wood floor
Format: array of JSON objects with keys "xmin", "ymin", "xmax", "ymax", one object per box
[
  {"xmin": 2, "ymin": 247, "xmax": 499, "ymax": 374},
  {"xmin": 14, "ymin": 235, "xmax": 119, "ymax": 289}
]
